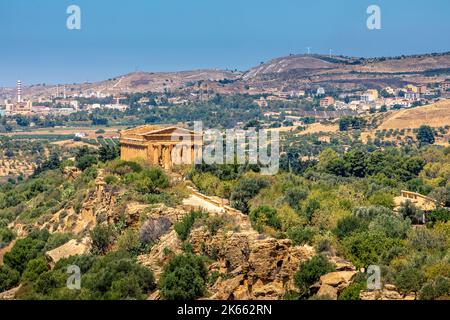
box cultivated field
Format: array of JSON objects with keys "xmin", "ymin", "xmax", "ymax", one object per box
[
  {"xmin": 0, "ymin": 126, "xmax": 125, "ymax": 139},
  {"xmin": 378, "ymin": 99, "xmax": 450, "ymax": 130},
  {"xmin": 0, "ymin": 156, "xmax": 36, "ymax": 178}
]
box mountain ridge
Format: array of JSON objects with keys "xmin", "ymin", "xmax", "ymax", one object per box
[{"xmin": 2, "ymin": 51, "xmax": 450, "ymax": 99}]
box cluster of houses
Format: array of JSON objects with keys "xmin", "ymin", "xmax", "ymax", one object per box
[
  {"xmin": 253, "ymin": 81, "xmax": 450, "ymax": 114},
  {"xmin": 1, "ymin": 79, "xmax": 449, "ymax": 118}
]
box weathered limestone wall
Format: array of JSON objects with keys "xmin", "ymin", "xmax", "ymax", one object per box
[{"xmin": 121, "ymin": 144, "xmax": 148, "ymax": 162}]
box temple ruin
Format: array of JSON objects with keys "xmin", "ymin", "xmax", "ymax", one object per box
[{"xmin": 120, "ymin": 125, "xmax": 203, "ymax": 170}]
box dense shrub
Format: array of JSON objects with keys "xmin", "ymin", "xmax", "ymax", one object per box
[
  {"xmin": 368, "ymin": 214, "xmax": 411, "ymax": 239},
  {"xmin": 286, "ymin": 226, "xmax": 316, "ymax": 246},
  {"xmin": 407, "ymin": 227, "xmax": 447, "ymax": 252},
  {"xmin": 159, "ymin": 254, "xmax": 208, "ymax": 300},
  {"xmin": 21, "ymin": 256, "xmax": 49, "ymax": 282},
  {"xmin": 107, "ymin": 160, "xmax": 143, "ymax": 175},
  {"xmin": 83, "ymin": 251, "xmax": 155, "ymax": 300},
  {"xmin": 90, "ymin": 225, "xmax": 114, "ymax": 255},
  {"xmin": 128, "ymin": 167, "xmax": 169, "ymax": 194},
  {"xmin": 334, "ymin": 216, "xmax": 367, "ymax": 240},
  {"xmin": 398, "ymin": 200, "xmax": 424, "ymax": 224},
  {"xmin": 249, "ymin": 206, "xmax": 282, "ymax": 232},
  {"xmin": 76, "ymin": 155, "xmax": 98, "ymax": 171},
  {"xmin": 283, "ymin": 187, "xmax": 309, "ymax": 210},
  {"xmin": 342, "ymin": 231, "xmax": 403, "ymax": 268},
  {"xmin": 294, "ymin": 255, "xmax": 335, "ymax": 297},
  {"xmin": 0, "ymin": 265, "xmax": 20, "ymax": 292},
  {"xmin": 3, "ymin": 231, "xmax": 48, "ymax": 274},
  {"xmin": 428, "ymin": 209, "xmax": 450, "ymax": 225},
  {"xmin": 117, "ymin": 229, "xmax": 147, "ymax": 256},
  {"xmin": 174, "ymin": 211, "xmax": 206, "ymax": 241},
  {"xmin": 419, "ymin": 276, "xmax": 450, "ymax": 300},
  {"xmin": 394, "ymin": 265, "xmax": 426, "ymax": 295},
  {"xmin": 230, "ymin": 177, "xmax": 269, "ymax": 214},
  {"xmin": 0, "ymin": 227, "xmax": 15, "ymax": 247},
  {"xmin": 353, "ymin": 205, "xmax": 392, "ymax": 220},
  {"xmin": 338, "ymin": 282, "xmax": 365, "ymax": 300}
]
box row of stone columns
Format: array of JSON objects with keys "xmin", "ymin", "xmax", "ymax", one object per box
[{"xmin": 150, "ymin": 144, "xmax": 201, "ymax": 170}]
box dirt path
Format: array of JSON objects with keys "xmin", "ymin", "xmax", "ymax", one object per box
[
  {"xmin": 182, "ymin": 194, "xmax": 226, "ymax": 214},
  {"xmin": 0, "ymin": 240, "xmax": 16, "ymax": 265}
]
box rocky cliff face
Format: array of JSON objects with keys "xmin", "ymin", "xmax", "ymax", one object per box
[
  {"xmin": 189, "ymin": 227, "xmax": 315, "ymax": 300},
  {"xmin": 136, "ymin": 203, "xmax": 317, "ymax": 300}
]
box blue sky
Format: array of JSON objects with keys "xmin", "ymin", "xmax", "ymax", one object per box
[{"xmin": 0, "ymin": 0, "xmax": 449, "ymax": 86}]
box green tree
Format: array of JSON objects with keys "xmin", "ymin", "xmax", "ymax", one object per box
[
  {"xmin": 90, "ymin": 225, "xmax": 114, "ymax": 255},
  {"xmin": 342, "ymin": 231, "xmax": 403, "ymax": 268},
  {"xmin": 334, "ymin": 216, "xmax": 368, "ymax": 240},
  {"xmin": 287, "ymin": 226, "xmax": 316, "ymax": 245},
  {"xmin": 368, "ymin": 214, "xmax": 411, "ymax": 239},
  {"xmin": 99, "ymin": 144, "xmax": 120, "ymax": 162},
  {"xmin": 230, "ymin": 177, "xmax": 269, "ymax": 214},
  {"xmin": 159, "ymin": 254, "xmax": 208, "ymax": 300},
  {"xmin": 3, "ymin": 234, "xmax": 47, "ymax": 274},
  {"xmin": 22, "ymin": 256, "xmax": 49, "ymax": 282},
  {"xmin": 419, "ymin": 276, "xmax": 450, "ymax": 300},
  {"xmin": 394, "ymin": 266, "xmax": 425, "ymax": 295},
  {"xmin": 398, "ymin": 200, "xmax": 423, "ymax": 224},
  {"xmin": 249, "ymin": 206, "xmax": 282, "ymax": 232},
  {"xmin": 416, "ymin": 125, "xmax": 435, "ymax": 146},
  {"xmin": 0, "ymin": 265, "xmax": 20, "ymax": 292},
  {"xmin": 294, "ymin": 255, "xmax": 335, "ymax": 298}
]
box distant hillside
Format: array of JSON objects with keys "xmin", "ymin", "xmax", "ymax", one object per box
[
  {"xmin": 241, "ymin": 52, "xmax": 450, "ymax": 91},
  {"xmin": 378, "ymin": 99, "xmax": 450, "ymax": 130},
  {"xmin": 9, "ymin": 69, "xmax": 242, "ymax": 99},
  {"xmin": 3, "ymin": 52, "xmax": 450, "ymax": 99}
]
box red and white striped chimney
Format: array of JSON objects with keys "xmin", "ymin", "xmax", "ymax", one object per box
[{"xmin": 17, "ymin": 80, "xmax": 22, "ymax": 103}]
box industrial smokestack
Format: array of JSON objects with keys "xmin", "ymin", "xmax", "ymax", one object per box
[{"xmin": 17, "ymin": 80, "xmax": 22, "ymax": 103}]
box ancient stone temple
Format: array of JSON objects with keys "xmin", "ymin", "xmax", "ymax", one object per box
[{"xmin": 120, "ymin": 125, "xmax": 203, "ymax": 170}]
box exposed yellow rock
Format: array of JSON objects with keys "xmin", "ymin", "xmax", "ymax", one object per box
[
  {"xmin": 360, "ymin": 284, "xmax": 416, "ymax": 300},
  {"xmin": 45, "ymin": 238, "xmax": 91, "ymax": 268},
  {"xmin": 316, "ymin": 284, "xmax": 338, "ymax": 300},
  {"xmin": 137, "ymin": 230, "xmax": 182, "ymax": 281},
  {"xmin": 320, "ymin": 271, "xmax": 358, "ymax": 287}
]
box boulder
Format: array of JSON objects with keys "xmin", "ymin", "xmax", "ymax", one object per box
[
  {"xmin": 0, "ymin": 285, "xmax": 21, "ymax": 300},
  {"xmin": 45, "ymin": 238, "xmax": 91, "ymax": 268},
  {"xmin": 320, "ymin": 271, "xmax": 358, "ymax": 287},
  {"xmin": 148, "ymin": 290, "xmax": 161, "ymax": 300},
  {"xmin": 209, "ymin": 274, "xmax": 245, "ymax": 300},
  {"xmin": 137, "ymin": 230, "xmax": 182, "ymax": 280},
  {"xmin": 360, "ymin": 284, "xmax": 416, "ymax": 300},
  {"xmin": 316, "ymin": 284, "xmax": 338, "ymax": 300},
  {"xmin": 251, "ymin": 279, "xmax": 285, "ymax": 300}
]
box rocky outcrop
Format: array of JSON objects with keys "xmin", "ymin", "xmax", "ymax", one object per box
[
  {"xmin": 314, "ymin": 270, "xmax": 358, "ymax": 300},
  {"xmin": 188, "ymin": 227, "xmax": 315, "ymax": 300},
  {"xmin": 137, "ymin": 230, "xmax": 183, "ymax": 281},
  {"xmin": 360, "ymin": 284, "xmax": 416, "ymax": 300},
  {"xmin": 0, "ymin": 285, "xmax": 21, "ymax": 300},
  {"xmin": 63, "ymin": 166, "xmax": 82, "ymax": 180},
  {"xmin": 329, "ymin": 256, "xmax": 357, "ymax": 272},
  {"xmin": 45, "ymin": 238, "xmax": 91, "ymax": 268}
]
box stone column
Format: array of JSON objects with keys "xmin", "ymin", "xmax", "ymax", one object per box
[
  {"xmin": 195, "ymin": 145, "xmax": 203, "ymax": 164},
  {"xmin": 191, "ymin": 146, "xmax": 195, "ymax": 164},
  {"xmin": 164, "ymin": 145, "xmax": 171, "ymax": 170},
  {"xmin": 157, "ymin": 145, "xmax": 163, "ymax": 167},
  {"xmin": 152, "ymin": 145, "xmax": 159, "ymax": 165}
]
